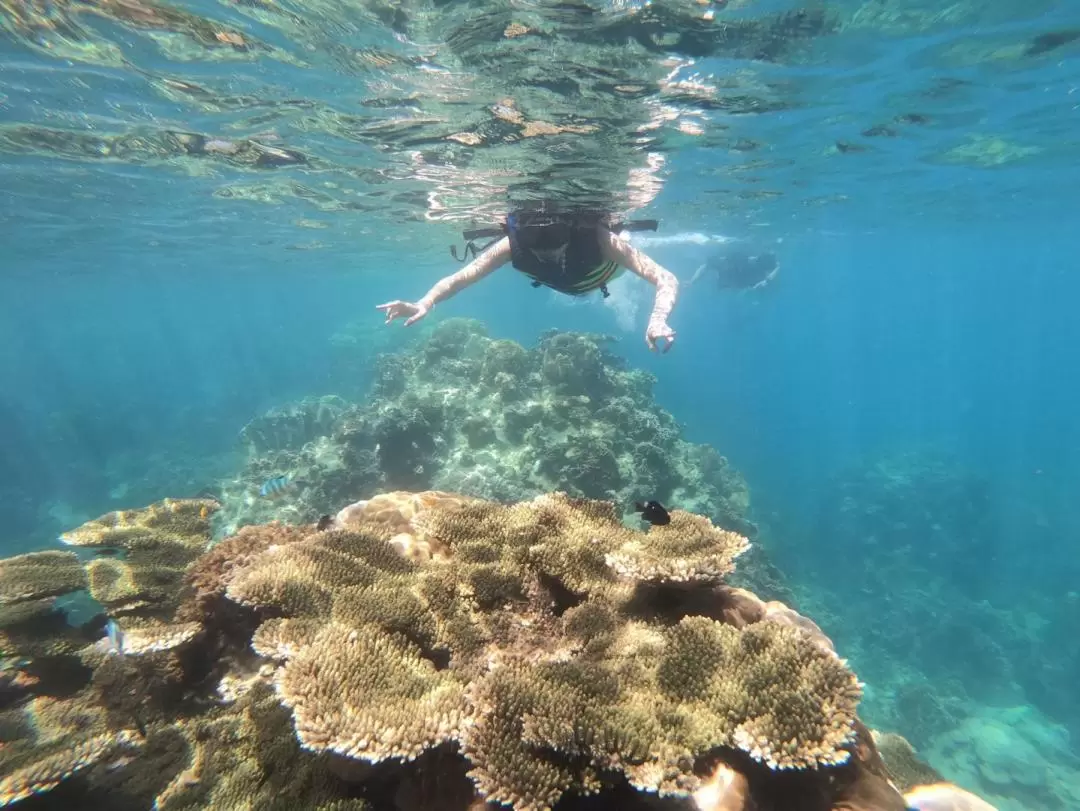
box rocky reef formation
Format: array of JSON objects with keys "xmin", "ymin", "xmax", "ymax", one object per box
[
  {"xmin": 218, "ymin": 319, "xmax": 754, "ymax": 542},
  {"xmin": 785, "ymin": 449, "xmax": 1079, "ymax": 810},
  {"xmin": 0, "ymin": 490, "xmax": 982, "ymax": 811}
]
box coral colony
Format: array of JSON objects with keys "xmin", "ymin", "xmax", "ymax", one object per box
[
  {"xmin": 0, "ymin": 322, "xmax": 999, "ymax": 810},
  {"xmin": 0, "ymin": 491, "xmax": 990, "ymax": 810},
  {"xmin": 218, "ymin": 320, "xmax": 754, "ymax": 541}
]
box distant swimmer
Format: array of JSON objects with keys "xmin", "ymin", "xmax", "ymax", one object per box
[
  {"xmin": 377, "ymin": 207, "xmax": 680, "ymax": 353},
  {"xmin": 688, "ymin": 247, "xmax": 779, "ymax": 292}
]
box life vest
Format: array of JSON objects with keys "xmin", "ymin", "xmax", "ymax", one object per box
[{"xmin": 451, "ymin": 212, "xmax": 658, "ymax": 298}]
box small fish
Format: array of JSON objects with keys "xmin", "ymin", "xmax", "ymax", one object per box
[
  {"xmin": 99, "ymin": 618, "xmax": 126, "ymax": 657},
  {"xmin": 199, "ymin": 505, "xmax": 209, "ymax": 519},
  {"xmin": 260, "ymin": 474, "xmax": 293, "ymax": 498},
  {"xmin": 316, "ymin": 515, "xmax": 333, "ymax": 531},
  {"xmin": 634, "ymin": 500, "xmax": 671, "ymax": 526}
]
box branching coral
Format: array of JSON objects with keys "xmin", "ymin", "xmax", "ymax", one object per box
[{"xmin": 217, "ymin": 322, "xmax": 759, "ymax": 551}]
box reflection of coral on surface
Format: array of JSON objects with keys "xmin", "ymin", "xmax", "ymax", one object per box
[
  {"xmin": 0, "ymin": 489, "xmax": 961, "ymax": 810},
  {"xmin": 215, "ymin": 320, "xmax": 755, "ymax": 551}
]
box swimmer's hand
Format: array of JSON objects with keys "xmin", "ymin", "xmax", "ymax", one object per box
[
  {"xmin": 646, "ymin": 319, "xmax": 676, "ymax": 353},
  {"xmin": 376, "ymin": 300, "xmax": 429, "ymax": 326}
]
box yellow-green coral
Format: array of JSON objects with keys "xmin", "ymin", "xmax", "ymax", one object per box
[
  {"xmin": 461, "ymin": 615, "xmax": 861, "ymax": 807},
  {"xmin": 0, "ymin": 731, "xmax": 138, "ymax": 807},
  {"xmin": 277, "ymin": 622, "xmax": 467, "ymax": 763},
  {"xmin": 60, "ymin": 498, "xmax": 218, "ymax": 549},
  {"xmin": 215, "ymin": 490, "xmax": 862, "ymax": 809},
  {"xmin": 0, "ymin": 489, "xmax": 894, "ymax": 810}
]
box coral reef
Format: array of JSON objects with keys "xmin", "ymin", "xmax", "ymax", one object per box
[
  {"xmin": 925, "ymin": 704, "xmax": 1080, "ymax": 811},
  {"xmin": 782, "ymin": 449, "xmax": 1078, "ymax": 811},
  {"xmin": 212, "ymin": 320, "xmax": 755, "ymax": 546},
  {"xmin": 0, "ymin": 489, "xmax": 949, "ymax": 811},
  {"xmin": 59, "ymin": 497, "xmax": 219, "ymax": 621}
]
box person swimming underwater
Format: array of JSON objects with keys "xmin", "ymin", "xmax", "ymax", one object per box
[
  {"xmin": 688, "ymin": 246, "xmax": 779, "ymax": 291},
  {"xmin": 376, "ymin": 208, "xmax": 679, "ymax": 353}
]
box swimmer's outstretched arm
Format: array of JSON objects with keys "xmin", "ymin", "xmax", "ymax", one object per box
[
  {"xmin": 376, "ymin": 237, "xmax": 512, "ymax": 326},
  {"xmin": 600, "ymin": 228, "xmax": 679, "ymax": 353}
]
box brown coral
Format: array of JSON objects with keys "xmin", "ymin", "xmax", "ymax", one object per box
[
  {"xmin": 0, "ymin": 691, "xmax": 141, "ymax": 807},
  {"xmin": 181, "ymin": 521, "xmax": 312, "ymax": 613},
  {"xmin": 277, "ymin": 622, "xmax": 467, "ymax": 763},
  {"xmin": 212, "ymin": 491, "xmax": 869, "ymax": 809},
  {"xmin": 0, "ymin": 551, "xmax": 87, "ymax": 605},
  {"xmin": 61, "ymin": 498, "xmax": 219, "ymax": 620}
]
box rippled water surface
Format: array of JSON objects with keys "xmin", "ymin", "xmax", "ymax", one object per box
[{"xmin": 3, "ymin": 0, "xmax": 1078, "ymax": 265}]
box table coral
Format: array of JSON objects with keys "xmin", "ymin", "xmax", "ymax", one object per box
[
  {"xmin": 211, "ymin": 490, "xmax": 885, "ymax": 810},
  {"xmin": 0, "ymin": 551, "xmax": 88, "ymax": 605},
  {"xmin": 0, "ymin": 489, "xmax": 993, "ymax": 811},
  {"xmin": 60, "ymin": 498, "xmax": 220, "ymax": 620}
]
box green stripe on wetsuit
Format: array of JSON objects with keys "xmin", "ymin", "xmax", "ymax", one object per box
[{"xmin": 524, "ymin": 260, "xmax": 622, "ymax": 294}]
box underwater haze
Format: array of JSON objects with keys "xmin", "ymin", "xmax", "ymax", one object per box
[{"xmin": 2, "ymin": 0, "xmax": 1080, "ymax": 808}]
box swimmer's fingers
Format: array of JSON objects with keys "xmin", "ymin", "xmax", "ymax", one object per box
[
  {"xmin": 646, "ymin": 322, "xmax": 676, "ymax": 353},
  {"xmin": 375, "ymin": 300, "xmax": 411, "ymax": 324},
  {"xmin": 401, "ymin": 302, "xmax": 429, "ymax": 326}
]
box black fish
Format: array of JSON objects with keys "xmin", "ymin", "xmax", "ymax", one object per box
[
  {"xmin": 634, "ymin": 500, "xmax": 670, "ymax": 526},
  {"xmin": 316, "ymin": 515, "xmax": 333, "ymax": 531}
]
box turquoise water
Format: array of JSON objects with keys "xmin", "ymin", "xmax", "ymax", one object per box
[{"xmin": 3, "ymin": 0, "xmax": 1080, "ymax": 808}]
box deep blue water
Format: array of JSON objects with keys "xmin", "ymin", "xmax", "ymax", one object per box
[{"xmin": 3, "ymin": 0, "xmax": 1080, "ymax": 807}]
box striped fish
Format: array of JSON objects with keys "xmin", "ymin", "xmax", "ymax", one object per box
[{"xmin": 260, "ymin": 474, "xmax": 293, "ymax": 498}]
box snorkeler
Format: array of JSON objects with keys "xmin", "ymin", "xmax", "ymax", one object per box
[
  {"xmin": 376, "ymin": 209, "xmax": 680, "ymax": 353},
  {"xmin": 688, "ymin": 247, "xmax": 779, "ymax": 291}
]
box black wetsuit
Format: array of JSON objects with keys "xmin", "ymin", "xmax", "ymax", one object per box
[{"xmin": 505, "ymin": 212, "xmax": 623, "ymax": 297}]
